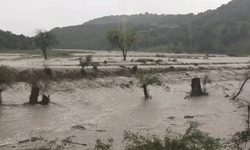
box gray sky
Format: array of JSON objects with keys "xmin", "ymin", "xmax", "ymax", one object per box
[{"xmin": 0, "ymin": 0, "xmax": 231, "ymax": 37}]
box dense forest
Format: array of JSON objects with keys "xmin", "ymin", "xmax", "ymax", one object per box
[
  {"xmin": 51, "ymin": 0, "xmax": 250, "ymax": 54},
  {"xmin": 0, "ymin": 30, "xmax": 32, "ymax": 50},
  {"xmin": 1, "ymin": 0, "xmax": 250, "ymax": 54}
]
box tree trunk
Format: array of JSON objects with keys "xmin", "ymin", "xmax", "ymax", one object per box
[
  {"xmin": 0, "ymin": 89, "xmax": 2, "ymax": 104},
  {"xmin": 42, "ymin": 49, "xmax": 48, "ymax": 60},
  {"xmin": 29, "ymin": 87, "xmax": 40, "ymax": 104},
  {"xmin": 233, "ymin": 76, "xmax": 250, "ymax": 100},
  {"xmin": 122, "ymin": 50, "xmax": 127, "ymax": 60},
  {"xmin": 123, "ymin": 54, "xmax": 127, "ymax": 60},
  {"xmin": 143, "ymin": 84, "xmax": 149, "ymax": 99},
  {"xmin": 39, "ymin": 95, "xmax": 50, "ymax": 105},
  {"xmin": 191, "ymin": 78, "xmax": 203, "ymax": 96},
  {"xmin": 44, "ymin": 68, "xmax": 54, "ymax": 79}
]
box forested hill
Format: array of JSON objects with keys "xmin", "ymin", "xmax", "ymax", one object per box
[
  {"xmin": 0, "ymin": 30, "xmax": 32, "ymax": 50},
  {"xmin": 1, "ymin": 0, "xmax": 250, "ymax": 54},
  {"xmin": 51, "ymin": 0, "xmax": 250, "ymax": 54}
]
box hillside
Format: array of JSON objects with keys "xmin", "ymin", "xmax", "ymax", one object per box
[
  {"xmin": 0, "ymin": 30, "xmax": 32, "ymax": 50},
  {"xmin": 51, "ymin": 0, "xmax": 250, "ymax": 54},
  {"xmin": 1, "ymin": 0, "xmax": 250, "ymax": 54}
]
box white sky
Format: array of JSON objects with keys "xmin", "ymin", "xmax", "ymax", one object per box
[{"xmin": 0, "ymin": 0, "xmax": 231, "ymax": 37}]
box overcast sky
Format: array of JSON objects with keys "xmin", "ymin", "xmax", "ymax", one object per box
[{"xmin": 0, "ymin": 0, "xmax": 231, "ymax": 37}]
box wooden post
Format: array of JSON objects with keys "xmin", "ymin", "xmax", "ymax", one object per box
[{"xmin": 191, "ymin": 78, "xmax": 203, "ymax": 96}]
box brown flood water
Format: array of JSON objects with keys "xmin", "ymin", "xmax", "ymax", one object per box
[{"xmin": 0, "ymin": 74, "xmax": 248, "ymax": 149}]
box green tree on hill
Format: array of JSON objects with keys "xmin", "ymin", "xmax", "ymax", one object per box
[{"xmin": 106, "ymin": 26, "xmax": 141, "ymax": 60}]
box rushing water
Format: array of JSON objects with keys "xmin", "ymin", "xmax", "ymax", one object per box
[{"xmin": 0, "ymin": 78, "xmax": 247, "ymax": 149}]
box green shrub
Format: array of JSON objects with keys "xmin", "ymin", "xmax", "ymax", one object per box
[
  {"xmin": 79, "ymin": 55, "xmax": 93, "ymax": 68},
  {"xmin": 123, "ymin": 122, "xmax": 222, "ymax": 150},
  {"xmin": 132, "ymin": 65, "xmax": 138, "ymax": 73},
  {"xmin": 86, "ymin": 55, "xmax": 93, "ymax": 62},
  {"xmin": 135, "ymin": 58, "xmax": 155, "ymax": 63},
  {"xmin": 0, "ymin": 65, "xmax": 16, "ymax": 86},
  {"xmin": 0, "ymin": 65, "xmax": 16, "ymax": 104},
  {"xmin": 156, "ymin": 54, "xmax": 165, "ymax": 57},
  {"xmin": 227, "ymin": 53, "xmax": 238, "ymax": 57},
  {"xmin": 137, "ymin": 73, "xmax": 162, "ymax": 86},
  {"xmin": 155, "ymin": 59, "xmax": 163, "ymax": 63},
  {"xmin": 87, "ymin": 138, "xmax": 113, "ymax": 150},
  {"xmin": 202, "ymin": 74, "xmax": 211, "ymax": 94},
  {"xmin": 93, "ymin": 65, "xmax": 98, "ymax": 72}
]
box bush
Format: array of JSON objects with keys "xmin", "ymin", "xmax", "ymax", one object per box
[
  {"xmin": 135, "ymin": 58, "xmax": 155, "ymax": 63},
  {"xmin": 156, "ymin": 54, "xmax": 165, "ymax": 57},
  {"xmin": 0, "ymin": 65, "xmax": 16, "ymax": 104},
  {"xmin": 93, "ymin": 65, "xmax": 98, "ymax": 71},
  {"xmin": 79, "ymin": 55, "xmax": 93, "ymax": 68},
  {"xmin": 86, "ymin": 55, "xmax": 93, "ymax": 62},
  {"xmin": 227, "ymin": 53, "xmax": 239, "ymax": 57},
  {"xmin": 202, "ymin": 74, "xmax": 211, "ymax": 94},
  {"xmin": 132, "ymin": 65, "xmax": 138, "ymax": 73},
  {"xmin": 155, "ymin": 59, "xmax": 163, "ymax": 63},
  {"xmin": 0, "ymin": 65, "xmax": 16, "ymax": 86},
  {"xmin": 87, "ymin": 138, "xmax": 113, "ymax": 150},
  {"xmin": 123, "ymin": 122, "xmax": 222, "ymax": 150},
  {"xmin": 137, "ymin": 73, "xmax": 162, "ymax": 86}
]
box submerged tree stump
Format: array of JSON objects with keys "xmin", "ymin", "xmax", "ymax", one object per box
[
  {"xmin": 191, "ymin": 78, "xmax": 203, "ymax": 96},
  {"xmin": 44, "ymin": 68, "xmax": 55, "ymax": 79},
  {"xmin": 143, "ymin": 84, "xmax": 150, "ymax": 99},
  {"xmin": 39, "ymin": 95, "xmax": 50, "ymax": 105},
  {"xmin": 29, "ymin": 87, "xmax": 40, "ymax": 104}
]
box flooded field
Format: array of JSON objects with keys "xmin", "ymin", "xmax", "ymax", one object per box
[{"xmin": 0, "ymin": 51, "xmax": 250, "ymax": 149}]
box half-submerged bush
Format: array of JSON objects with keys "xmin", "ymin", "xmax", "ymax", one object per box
[
  {"xmin": 79, "ymin": 55, "xmax": 93, "ymax": 68},
  {"xmin": 135, "ymin": 58, "xmax": 155, "ymax": 64},
  {"xmin": 137, "ymin": 72, "xmax": 162, "ymax": 98},
  {"xmin": 132, "ymin": 65, "xmax": 138, "ymax": 73},
  {"xmin": 123, "ymin": 122, "xmax": 221, "ymax": 150},
  {"xmin": 0, "ymin": 65, "xmax": 16, "ymax": 104}
]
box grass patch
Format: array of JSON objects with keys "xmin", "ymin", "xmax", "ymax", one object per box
[
  {"xmin": 156, "ymin": 54, "xmax": 165, "ymax": 57},
  {"xmin": 135, "ymin": 58, "xmax": 155, "ymax": 63},
  {"xmin": 227, "ymin": 53, "xmax": 239, "ymax": 57}
]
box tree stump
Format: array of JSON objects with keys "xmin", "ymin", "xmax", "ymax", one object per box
[
  {"xmin": 45, "ymin": 68, "xmax": 54, "ymax": 79},
  {"xmin": 39, "ymin": 95, "xmax": 50, "ymax": 105},
  {"xmin": 81, "ymin": 68, "xmax": 87, "ymax": 77},
  {"xmin": 191, "ymin": 78, "xmax": 203, "ymax": 96},
  {"xmin": 143, "ymin": 84, "xmax": 150, "ymax": 99},
  {"xmin": 29, "ymin": 87, "xmax": 39, "ymax": 104}
]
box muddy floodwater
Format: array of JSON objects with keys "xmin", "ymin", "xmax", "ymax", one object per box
[{"xmin": 0, "ymin": 52, "xmax": 250, "ymax": 149}]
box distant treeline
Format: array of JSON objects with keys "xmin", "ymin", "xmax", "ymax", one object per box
[
  {"xmin": 1, "ymin": 0, "xmax": 250, "ymax": 55},
  {"xmin": 0, "ymin": 30, "xmax": 33, "ymax": 50},
  {"xmin": 51, "ymin": 0, "xmax": 250, "ymax": 54}
]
